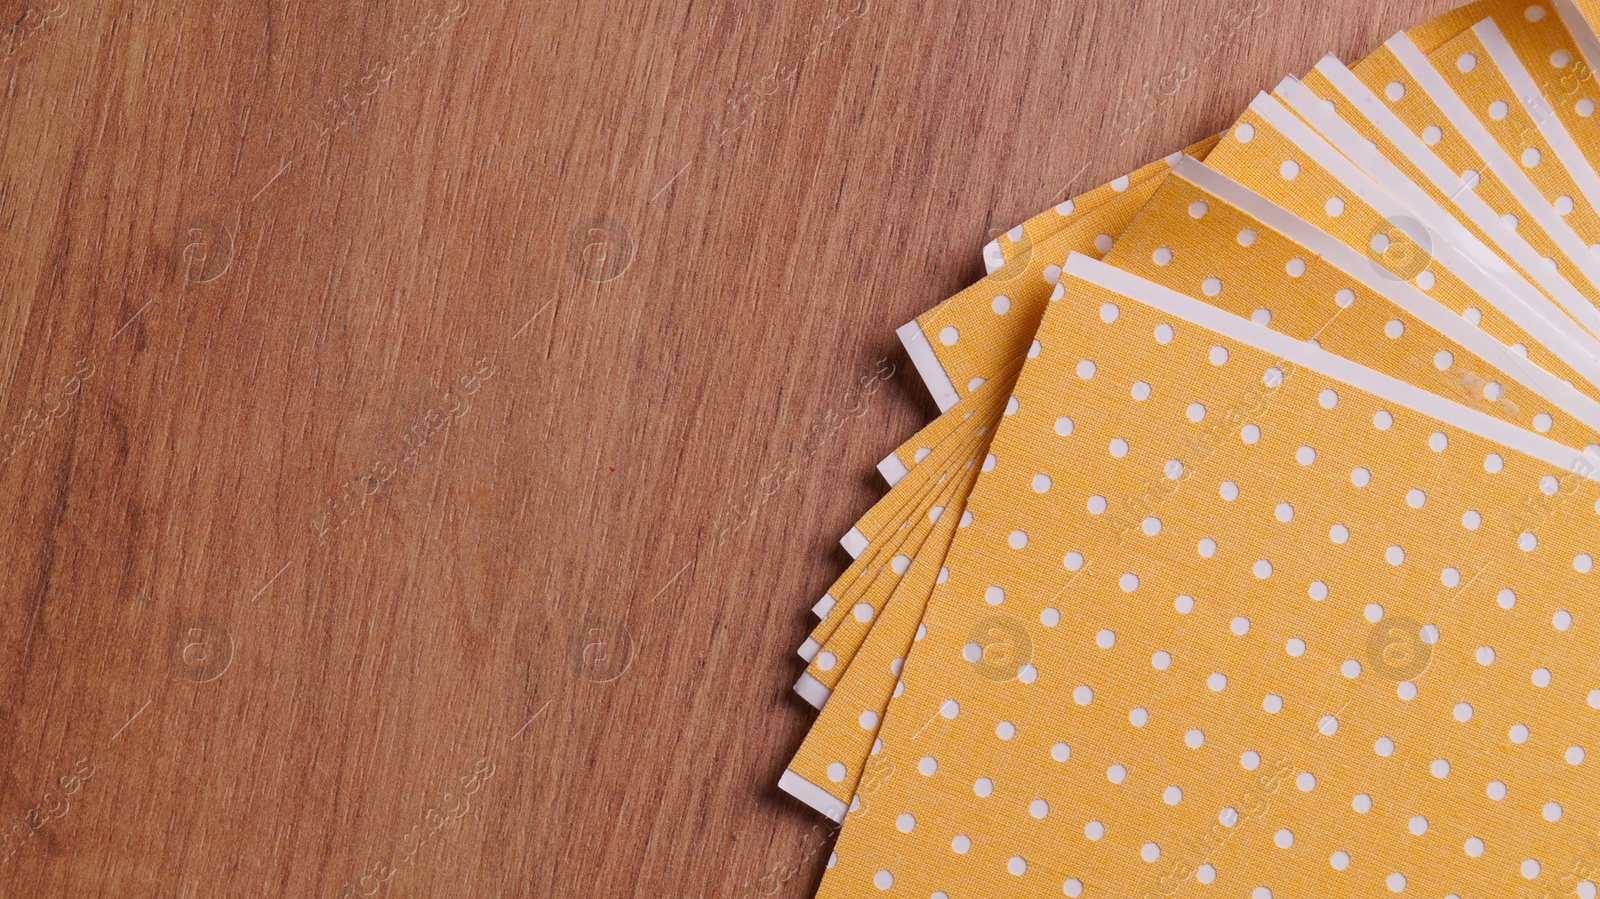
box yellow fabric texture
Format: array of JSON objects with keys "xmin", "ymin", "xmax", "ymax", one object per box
[
  {"xmin": 1104, "ymin": 166, "xmax": 1600, "ymax": 449},
  {"xmin": 1205, "ymin": 99, "xmax": 1600, "ymax": 401},
  {"xmin": 1483, "ymin": 1, "xmax": 1600, "ymax": 192},
  {"xmin": 1288, "ymin": 63, "xmax": 1600, "ymax": 365},
  {"xmin": 915, "ymin": 139, "xmax": 1218, "ymax": 407},
  {"xmin": 1428, "ymin": 25, "xmax": 1600, "ymax": 253},
  {"xmin": 784, "ymin": 451, "xmax": 983, "ymax": 817},
  {"xmin": 805, "ymin": 427, "xmax": 989, "ymax": 684},
  {"xmin": 1347, "ymin": 42, "xmax": 1600, "ymax": 322},
  {"xmin": 817, "ymin": 261, "xmax": 1600, "ymax": 899},
  {"xmin": 986, "ymin": 137, "xmax": 1222, "ymax": 273},
  {"xmin": 787, "ymin": 156, "xmax": 1600, "ymax": 824},
  {"xmin": 808, "ymin": 364, "xmax": 1020, "ymax": 658},
  {"xmin": 786, "ymin": 6, "xmax": 1600, "ymax": 897}
]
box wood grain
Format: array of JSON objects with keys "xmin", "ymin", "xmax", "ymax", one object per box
[{"xmin": 0, "ymin": 0, "xmax": 1468, "ymax": 895}]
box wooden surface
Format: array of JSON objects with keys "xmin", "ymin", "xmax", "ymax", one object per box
[{"xmin": 0, "ymin": 0, "xmax": 1465, "ymax": 895}]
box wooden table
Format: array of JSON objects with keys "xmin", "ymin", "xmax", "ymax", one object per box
[{"xmin": 0, "ymin": 0, "xmax": 1466, "ymax": 895}]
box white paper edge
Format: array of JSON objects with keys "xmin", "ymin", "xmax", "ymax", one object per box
[
  {"xmin": 812, "ymin": 593, "xmax": 836, "ymax": 619},
  {"xmin": 840, "ymin": 526, "xmax": 869, "ymax": 559},
  {"xmin": 794, "ymin": 672, "xmax": 832, "ymax": 709},
  {"xmin": 982, "ymin": 239, "xmax": 1005, "ymax": 274},
  {"xmin": 1281, "ymin": 69, "xmax": 1551, "ymax": 296},
  {"xmin": 1065, "ymin": 253, "xmax": 1600, "ymax": 478},
  {"xmin": 1254, "ymin": 85, "xmax": 1600, "ymax": 384},
  {"xmin": 1475, "ymin": 19, "xmax": 1600, "ymax": 221},
  {"xmin": 896, "ymin": 319, "xmax": 961, "ymax": 412},
  {"xmin": 1555, "ymin": 0, "xmax": 1600, "ymax": 82},
  {"xmin": 797, "ymin": 637, "xmax": 820, "ymax": 662},
  {"xmin": 778, "ymin": 769, "xmax": 847, "ymax": 823},
  {"xmin": 878, "ymin": 451, "xmax": 910, "ymax": 487},
  {"xmin": 1387, "ymin": 32, "xmax": 1600, "ymax": 338},
  {"xmin": 1174, "ymin": 156, "xmax": 1600, "ymax": 434}
]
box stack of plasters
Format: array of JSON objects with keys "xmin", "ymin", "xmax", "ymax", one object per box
[{"xmin": 778, "ymin": 2, "xmax": 1600, "ymax": 897}]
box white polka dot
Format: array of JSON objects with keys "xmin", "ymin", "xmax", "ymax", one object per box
[
  {"xmin": 1152, "ymin": 247, "xmax": 1173, "ymax": 265},
  {"xmin": 1385, "ymin": 319, "xmax": 1404, "ymax": 338},
  {"xmin": 992, "ymin": 294, "xmax": 1011, "ymax": 314},
  {"xmin": 1524, "ymin": 147, "xmax": 1542, "ymax": 167},
  {"xmin": 1085, "ymin": 821, "xmax": 1104, "ymax": 840},
  {"xmin": 1524, "ymin": 860, "xmax": 1542, "ymax": 880},
  {"xmin": 873, "ymin": 870, "xmax": 893, "ymax": 890},
  {"xmin": 940, "ymin": 699, "xmax": 959, "ymax": 718},
  {"xmin": 1458, "ymin": 53, "xmax": 1477, "ymax": 72},
  {"xmin": 1422, "ymin": 124, "xmax": 1442, "ymax": 144},
  {"xmin": 1431, "ymin": 759, "xmax": 1450, "ymax": 778},
  {"xmin": 1220, "ymin": 481, "xmax": 1239, "ymax": 500},
  {"xmin": 1076, "ymin": 360, "xmax": 1095, "ymax": 379},
  {"xmin": 1074, "ymin": 686, "xmax": 1093, "ymax": 705},
  {"xmin": 1051, "ymin": 742, "xmax": 1071, "ymax": 761},
  {"xmin": 896, "ymin": 812, "xmax": 915, "ymax": 832},
  {"xmin": 1296, "ymin": 445, "xmax": 1315, "ymax": 465},
  {"xmin": 1189, "ymin": 200, "xmax": 1209, "ymax": 218},
  {"xmin": 973, "ymin": 777, "xmax": 993, "ymax": 797},
  {"xmin": 951, "ymin": 835, "xmax": 971, "ymax": 853},
  {"xmin": 1029, "ymin": 799, "xmax": 1049, "ymax": 819},
  {"xmin": 939, "ymin": 326, "xmax": 959, "ymax": 346},
  {"xmin": 1374, "ymin": 410, "xmax": 1393, "ymax": 430},
  {"xmin": 1386, "ymin": 81, "xmax": 1405, "ymax": 101},
  {"xmin": 1154, "ymin": 323, "xmax": 1174, "ymax": 344},
  {"xmin": 1387, "ymin": 872, "xmax": 1407, "ymax": 892},
  {"xmin": 1287, "ymin": 257, "xmax": 1307, "ymax": 277},
  {"xmin": 1242, "ymin": 424, "xmax": 1261, "ymax": 444},
  {"xmin": 1326, "ymin": 196, "xmax": 1345, "ymax": 216},
  {"xmin": 1032, "ymin": 474, "xmax": 1052, "ymax": 493},
  {"xmin": 1353, "ymin": 793, "xmax": 1372, "ymax": 813},
  {"xmin": 1008, "ymin": 530, "xmax": 1028, "ymax": 549},
  {"xmin": 1054, "ymin": 416, "xmax": 1074, "ymax": 436},
  {"xmin": 1064, "ymin": 879, "xmax": 1084, "ymax": 897},
  {"xmin": 1281, "ymin": 159, "xmax": 1301, "ymax": 180}
]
